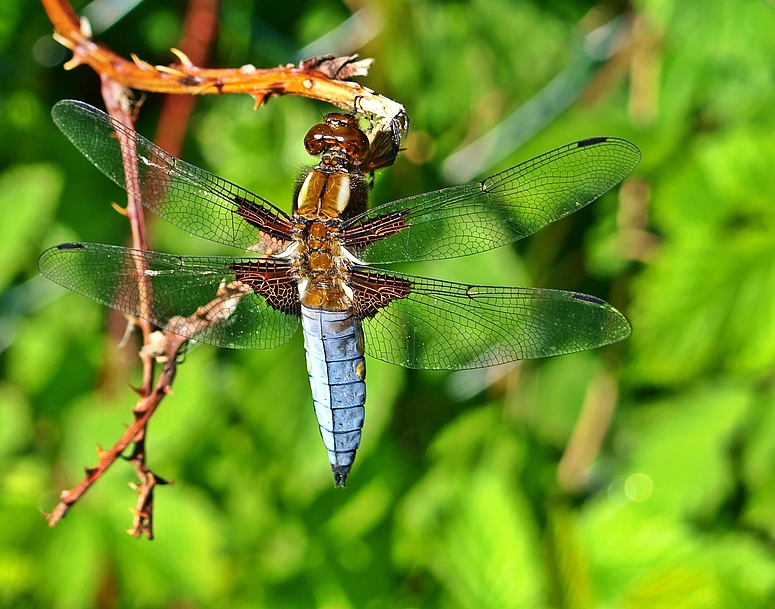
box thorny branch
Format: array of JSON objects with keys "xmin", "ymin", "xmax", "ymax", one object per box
[
  {"xmin": 100, "ymin": 80, "xmax": 156, "ymax": 391},
  {"xmin": 42, "ymin": 0, "xmax": 406, "ymax": 537},
  {"xmin": 45, "ymin": 259, "xmax": 254, "ymax": 537},
  {"xmin": 45, "ymin": 78, "xmax": 186, "ymax": 538},
  {"xmin": 41, "ymin": 0, "xmax": 406, "ymax": 131},
  {"xmin": 46, "ymin": 332, "xmax": 186, "ymax": 537}
]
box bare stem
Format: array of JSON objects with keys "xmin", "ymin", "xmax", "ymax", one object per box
[
  {"xmin": 100, "ymin": 79, "xmax": 157, "ymax": 395},
  {"xmin": 46, "ymin": 334, "xmax": 188, "ymax": 532},
  {"xmin": 41, "ymin": 0, "xmax": 405, "ymax": 126}
]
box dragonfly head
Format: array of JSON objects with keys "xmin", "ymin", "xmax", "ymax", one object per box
[{"xmin": 305, "ymin": 113, "xmax": 370, "ymax": 173}]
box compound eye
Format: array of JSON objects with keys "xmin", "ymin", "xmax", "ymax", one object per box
[
  {"xmin": 304, "ymin": 123, "xmax": 335, "ymax": 155},
  {"xmin": 332, "ymin": 125, "xmax": 370, "ymax": 160}
]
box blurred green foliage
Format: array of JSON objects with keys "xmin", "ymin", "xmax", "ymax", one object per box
[{"xmin": 1, "ymin": 0, "xmax": 775, "ymax": 607}]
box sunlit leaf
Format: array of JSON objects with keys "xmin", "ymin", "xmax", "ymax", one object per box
[{"xmin": 0, "ymin": 164, "xmax": 62, "ymax": 290}]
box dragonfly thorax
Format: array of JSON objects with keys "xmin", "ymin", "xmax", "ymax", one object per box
[
  {"xmin": 289, "ymin": 217, "xmax": 356, "ymax": 312},
  {"xmin": 293, "ymin": 168, "xmax": 368, "ymax": 220}
]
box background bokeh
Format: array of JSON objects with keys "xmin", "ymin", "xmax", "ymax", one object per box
[{"xmin": 2, "ymin": 0, "xmax": 775, "ymax": 607}]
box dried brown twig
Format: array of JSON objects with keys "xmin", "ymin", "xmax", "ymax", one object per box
[
  {"xmin": 41, "ymin": 0, "xmax": 405, "ymax": 129},
  {"xmin": 42, "ymin": 0, "xmax": 405, "ymax": 537},
  {"xmin": 45, "ymin": 78, "xmax": 176, "ymax": 538},
  {"xmin": 46, "ymin": 331, "xmax": 186, "ymax": 537}
]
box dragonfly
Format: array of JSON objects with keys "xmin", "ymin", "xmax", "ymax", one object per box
[{"xmin": 39, "ymin": 100, "xmax": 640, "ymax": 486}]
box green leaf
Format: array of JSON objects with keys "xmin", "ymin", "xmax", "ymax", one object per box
[
  {"xmin": 0, "ymin": 164, "xmax": 62, "ymax": 290},
  {"xmin": 630, "ymin": 231, "xmax": 775, "ymax": 383},
  {"xmin": 622, "ymin": 385, "xmax": 750, "ymax": 519},
  {"xmin": 396, "ymin": 409, "xmax": 544, "ymax": 608}
]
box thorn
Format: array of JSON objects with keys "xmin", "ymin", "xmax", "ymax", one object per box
[
  {"xmin": 96, "ymin": 444, "xmax": 107, "ymax": 458},
  {"xmin": 127, "ymin": 383, "xmax": 144, "ymax": 396},
  {"xmin": 111, "ymin": 201, "xmax": 129, "ymax": 216},
  {"xmin": 128, "ymin": 481, "xmax": 138, "ymax": 490},
  {"xmin": 169, "ymin": 47, "xmax": 193, "ymax": 69},
  {"xmin": 252, "ymin": 93, "xmax": 270, "ymax": 109},
  {"xmin": 83, "ymin": 466, "xmax": 96, "ymax": 476},
  {"xmin": 131, "ymin": 53, "xmax": 154, "ymax": 71},
  {"xmin": 155, "ymin": 64, "xmax": 185, "ymax": 76},
  {"xmin": 79, "ymin": 16, "xmax": 93, "ymax": 39},
  {"xmin": 63, "ymin": 55, "xmax": 83, "ymax": 71},
  {"xmin": 52, "ymin": 33, "xmax": 74, "ymax": 50}
]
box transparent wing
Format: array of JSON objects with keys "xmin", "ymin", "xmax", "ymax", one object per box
[
  {"xmin": 352, "ymin": 267, "xmax": 630, "ymax": 370},
  {"xmin": 52, "ymin": 100, "xmax": 293, "ymax": 253},
  {"xmin": 38, "ymin": 243, "xmax": 299, "ymax": 350},
  {"xmin": 343, "ymin": 137, "xmax": 640, "ymax": 263}
]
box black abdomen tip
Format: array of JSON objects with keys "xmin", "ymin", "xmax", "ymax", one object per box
[{"xmin": 332, "ymin": 466, "xmax": 349, "ymax": 488}]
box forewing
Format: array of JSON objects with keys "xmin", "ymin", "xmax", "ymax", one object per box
[
  {"xmin": 344, "ymin": 137, "xmax": 640, "ymax": 263},
  {"xmin": 52, "ymin": 100, "xmax": 293, "ymax": 253},
  {"xmin": 38, "ymin": 243, "xmax": 299, "ymax": 349},
  {"xmin": 351, "ymin": 268, "xmax": 630, "ymax": 370}
]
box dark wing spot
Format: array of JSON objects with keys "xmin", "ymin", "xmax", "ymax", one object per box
[
  {"xmin": 572, "ymin": 292, "xmax": 606, "ymax": 305},
  {"xmin": 577, "ymin": 136, "xmax": 609, "ymax": 147},
  {"xmin": 56, "ymin": 242, "xmax": 85, "ymax": 250}
]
